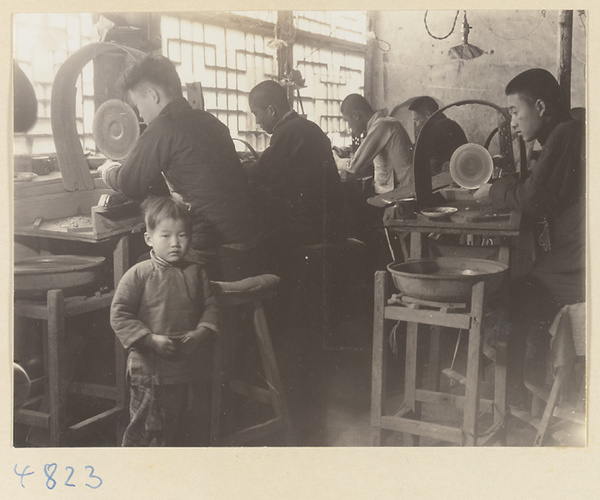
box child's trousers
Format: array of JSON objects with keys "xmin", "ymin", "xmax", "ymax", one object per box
[{"xmin": 122, "ymin": 381, "xmax": 210, "ymax": 447}]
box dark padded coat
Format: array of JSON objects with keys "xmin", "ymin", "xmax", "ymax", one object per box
[
  {"xmin": 103, "ymin": 97, "xmax": 258, "ymax": 251},
  {"xmin": 489, "ymin": 117, "xmax": 585, "ymax": 304}
]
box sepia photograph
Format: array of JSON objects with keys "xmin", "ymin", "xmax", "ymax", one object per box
[{"xmin": 5, "ymin": 4, "xmax": 595, "ymax": 497}]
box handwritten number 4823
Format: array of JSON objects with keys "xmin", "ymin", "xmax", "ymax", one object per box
[{"xmin": 14, "ymin": 464, "xmax": 103, "ymax": 489}]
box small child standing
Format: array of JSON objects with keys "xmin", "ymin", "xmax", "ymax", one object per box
[{"xmin": 111, "ymin": 196, "xmax": 219, "ymax": 446}]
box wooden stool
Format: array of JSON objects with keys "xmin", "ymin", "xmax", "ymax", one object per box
[
  {"xmin": 14, "ymin": 289, "xmax": 127, "ymax": 446},
  {"xmin": 511, "ymin": 303, "xmax": 586, "ymax": 446},
  {"xmin": 211, "ymin": 275, "xmax": 294, "ymax": 446},
  {"xmin": 371, "ymin": 271, "xmax": 507, "ymax": 446},
  {"xmin": 291, "ymin": 238, "xmax": 367, "ymax": 350}
]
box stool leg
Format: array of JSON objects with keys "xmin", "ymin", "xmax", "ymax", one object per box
[
  {"xmin": 47, "ymin": 289, "xmax": 66, "ymax": 447},
  {"xmin": 371, "ymin": 271, "xmax": 388, "ymax": 446},
  {"xmin": 209, "ymin": 335, "xmax": 223, "ymax": 445},
  {"xmin": 253, "ymin": 301, "xmax": 295, "ymax": 445},
  {"xmin": 534, "ymin": 368, "xmax": 566, "ymax": 446},
  {"xmin": 463, "ymin": 282, "xmax": 485, "ymax": 446}
]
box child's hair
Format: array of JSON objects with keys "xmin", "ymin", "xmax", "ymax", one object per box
[
  {"xmin": 117, "ymin": 54, "xmax": 183, "ymax": 99},
  {"xmin": 505, "ymin": 68, "xmax": 566, "ymax": 118},
  {"xmin": 141, "ymin": 196, "xmax": 192, "ymax": 232}
]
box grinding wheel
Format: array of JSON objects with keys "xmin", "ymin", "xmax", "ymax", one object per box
[{"xmin": 93, "ymin": 99, "xmax": 140, "ymax": 160}]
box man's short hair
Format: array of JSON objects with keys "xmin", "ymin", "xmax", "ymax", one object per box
[
  {"xmin": 117, "ymin": 55, "xmax": 183, "ymax": 98},
  {"xmin": 141, "ymin": 196, "xmax": 191, "ymax": 232},
  {"xmin": 249, "ymin": 80, "xmax": 289, "ymax": 110},
  {"xmin": 341, "ymin": 94, "xmax": 373, "ymax": 115},
  {"xmin": 408, "ymin": 96, "xmax": 439, "ymax": 115},
  {"xmin": 505, "ymin": 68, "xmax": 564, "ymax": 117}
]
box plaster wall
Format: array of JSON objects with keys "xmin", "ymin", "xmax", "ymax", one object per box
[{"xmin": 366, "ymin": 10, "xmax": 586, "ymax": 145}]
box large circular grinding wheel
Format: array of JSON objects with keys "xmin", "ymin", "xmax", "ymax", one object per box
[{"xmin": 93, "ymin": 99, "xmax": 140, "ymax": 160}]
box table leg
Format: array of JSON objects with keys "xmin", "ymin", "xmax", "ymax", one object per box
[
  {"xmin": 404, "ymin": 319, "xmax": 421, "ymax": 446},
  {"xmin": 427, "ymin": 326, "xmax": 441, "ymax": 391},
  {"xmin": 463, "ymin": 281, "xmax": 485, "ymax": 446},
  {"xmin": 409, "ymin": 232, "xmax": 427, "ymax": 259},
  {"xmin": 371, "ymin": 271, "xmax": 389, "ymax": 446},
  {"xmin": 498, "ymin": 245, "xmax": 510, "ymax": 266},
  {"xmin": 47, "ymin": 289, "xmax": 66, "ymax": 446},
  {"xmin": 113, "ymin": 235, "xmax": 129, "ymax": 286},
  {"xmin": 113, "ymin": 234, "xmax": 130, "ymax": 443}
]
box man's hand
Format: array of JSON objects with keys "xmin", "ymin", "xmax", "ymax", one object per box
[
  {"xmin": 96, "ymin": 160, "xmax": 121, "ymax": 185},
  {"xmin": 332, "ymin": 146, "xmax": 351, "ymax": 158},
  {"xmin": 473, "ymin": 183, "xmax": 492, "ymax": 203},
  {"xmin": 332, "ymin": 149, "xmax": 351, "ymax": 170}
]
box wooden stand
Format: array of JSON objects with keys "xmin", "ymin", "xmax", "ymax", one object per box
[
  {"xmin": 371, "ymin": 271, "xmax": 507, "ymax": 446},
  {"xmin": 14, "ymin": 289, "xmax": 127, "ymax": 446},
  {"xmin": 14, "ymin": 233, "xmax": 134, "ymax": 446}
]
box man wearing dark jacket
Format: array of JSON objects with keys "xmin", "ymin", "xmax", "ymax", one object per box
[
  {"xmin": 99, "ymin": 55, "xmax": 258, "ymax": 281},
  {"xmin": 245, "ymin": 80, "xmax": 344, "ymax": 270},
  {"xmin": 409, "ymin": 95, "xmax": 468, "ymax": 175},
  {"xmin": 474, "ymin": 68, "xmax": 585, "ymax": 395}
]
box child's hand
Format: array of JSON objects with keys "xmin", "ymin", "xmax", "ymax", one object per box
[
  {"xmin": 150, "ymin": 335, "xmax": 177, "ymax": 358},
  {"xmin": 179, "ymin": 328, "xmax": 213, "ymax": 355}
]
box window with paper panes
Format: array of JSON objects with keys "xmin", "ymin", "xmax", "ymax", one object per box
[{"xmin": 161, "ymin": 12, "xmax": 367, "ymax": 152}]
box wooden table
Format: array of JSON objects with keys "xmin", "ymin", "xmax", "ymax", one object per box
[{"xmin": 383, "ymin": 200, "xmax": 522, "ymax": 265}]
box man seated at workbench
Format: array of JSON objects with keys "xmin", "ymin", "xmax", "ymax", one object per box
[
  {"xmin": 409, "ymin": 95, "xmax": 468, "ymax": 176},
  {"xmin": 98, "ymin": 55, "xmax": 259, "ymax": 281},
  {"xmin": 474, "ymin": 68, "xmax": 585, "ymax": 404},
  {"xmin": 333, "ymin": 94, "xmax": 414, "ymax": 196},
  {"xmin": 243, "ymin": 79, "xmax": 345, "ymax": 277},
  {"xmin": 333, "ymin": 94, "xmax": 415, "ymax": 268}
]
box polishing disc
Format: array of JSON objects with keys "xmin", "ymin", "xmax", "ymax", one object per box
[{"xmin": 92, "ymin": 99, "xmax": 140, "ymax": 160}]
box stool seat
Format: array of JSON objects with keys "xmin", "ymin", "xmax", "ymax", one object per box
[{"xmin": 212, "ymin": 274, "xmax": 280, "ymax": 303}]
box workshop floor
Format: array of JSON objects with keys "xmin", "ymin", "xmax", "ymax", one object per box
[{"xmin": 14, "ymin": 272, "xmax": 584, "ymax": 449}]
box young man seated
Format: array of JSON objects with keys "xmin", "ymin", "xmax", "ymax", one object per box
[{"xmin": 474, "ymin": 68, "xmax": 585, "ymax": 403}]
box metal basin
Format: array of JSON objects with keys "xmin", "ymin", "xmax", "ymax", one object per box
[
  {"xmin": 387, "ymin": 257, "xmax": 508, "ymax": 302},
  {"xmin": 14, "ymin": 255, "xmax": 105, "ymax": 299}
]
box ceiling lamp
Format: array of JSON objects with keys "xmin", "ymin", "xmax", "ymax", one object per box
[{"xmin": 448, "ymin": 11, "xmax": 485, "ymax": 61}]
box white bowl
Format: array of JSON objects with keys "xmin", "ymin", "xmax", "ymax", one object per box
[{"xmin": 449, "ymin": 143, "xmax": 493, "ymax": 189}]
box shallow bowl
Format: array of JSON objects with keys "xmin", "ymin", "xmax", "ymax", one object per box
[{"xmin": 387, "ymin": 257, "xmax": 508, "ymax": 302}]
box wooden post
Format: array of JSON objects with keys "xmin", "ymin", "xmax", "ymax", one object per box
[
  {"xmin": 558, "ymin": 10, "xmax": 573, "ymax": 111},
  {"xmin": 276, "ymin": 11, "xmax": 295, "ymax": 104}
]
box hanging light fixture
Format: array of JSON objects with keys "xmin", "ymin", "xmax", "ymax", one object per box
[{"xmin": 448, "ymin": 11, "xmax": 485, "ymax": 61}]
